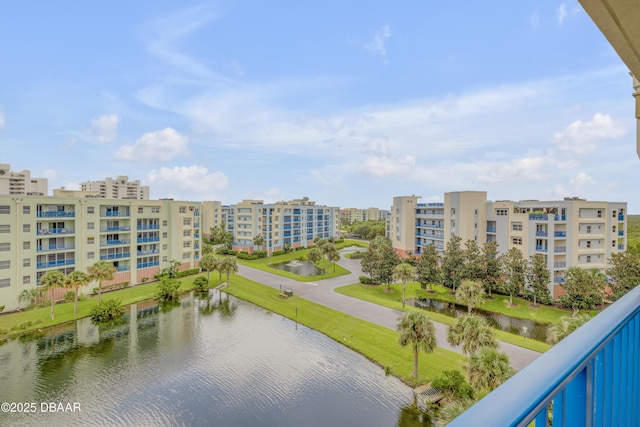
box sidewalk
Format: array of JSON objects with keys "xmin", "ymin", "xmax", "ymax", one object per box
[{"xmin": 236, "ymin": 253, "xmax": 541, "ymax": 370}]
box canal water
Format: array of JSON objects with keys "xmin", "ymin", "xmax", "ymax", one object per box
[
  {"xmin": 413, "ymin": 298, "xmax": 549, "ymax": 342},
  {"xmin": 0, "ymin": 292, "xmax": 428, "ymax": 426},
  {"xmin": 270, "ymin": 260, "xmax": 325, "ymax": 276}
]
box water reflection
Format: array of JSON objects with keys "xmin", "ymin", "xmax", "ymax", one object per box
[
  {"xmin": 413, "ymin": 298, "xmax": 549, "ymax": 342},
  {"xmin": 1, "ymin": 291, "xmax": 428, "ymax": 426},
  {"xmin": 271, "ymin": 260, "xmax": 325, "ymax": 276}
]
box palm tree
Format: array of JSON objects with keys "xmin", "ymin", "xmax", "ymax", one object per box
[
  {"xmin": 88, "ymin": 260, "xmax": 116, "ymax": 305},
  {"xmin": 219, "ymin": 257, "xmax": 238, "ymax": 286},
  {"xmin": 327, "ymin": 245, "xmax": 340, "ymax": 272},
  {"xmin": 393, "ymin": 263, "xmax": 416, "ymax": 308},
  {"xmin": 253, "ymin": 234, "xmax": 265, "ymax": 252},
  {"xmin": 547, "ymin": 313, "xmax": 592, "ymax": 344},
  {"xmin": 455, "ymin": 280, "xmax": 486, "ymax": 314},
  {"xmin": 397, "ymin": 311, "xmax": 437, "ymax": 378},
  {"xmin": 220, "ymin": 231, "xmax": 234, "ymax": 251},
  {"xmin": 467, "ymin": 346, "xmax": 514, "ymax": 392},
  {"xmin": 199, "ymin": 254, "xmax": 218, "ymax": 286},
  {"xmin": 40, "ymin": 270, "xmax": 65, "ymax": 320},
  {"xmin": 307, "ymin": 247, "xmax": 323, "ymax": 270},
  {"xmin": 447, "ymin": 314, "xmax": 498, "ymax": 356},
  {"xmin": 19, "ymin": 287, "xmax": 46, "ymax": 308},
  {"xmin": 65, "ymin": 270, "xmax": 89, "ymax": 314}
]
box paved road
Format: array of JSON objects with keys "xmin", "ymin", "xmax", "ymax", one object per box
[{"xmin": 236, "ymin": 251, "xmax": 541, "ymax": 371}]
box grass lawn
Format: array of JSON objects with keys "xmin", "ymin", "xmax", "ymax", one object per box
[
  {"xmin": 224, "ymin": 275, "xmax": 465, "ymax": 387},
  {"xmin": 235, "ymin": 248, "xmax": 351, "ymax": 282},
  {"xmin": 0, "ymin": 276, "xmax": 202, "ymax": 339},
  {"xmin": 335, "ymin": 282, "xmax": 555, "ymax": 353}
]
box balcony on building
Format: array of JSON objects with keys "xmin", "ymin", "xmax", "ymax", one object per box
[
  {"xmin": 618, "ymin": 214, "xmax": 625, "ymax": 220},
  {"xmin": 554, "ymin": 246, "xmax": 567, "ymax": 253},
  {"xmin": 36, "ymin": 243, "xmax": 75, "ymax": 252},
  {"xmin": 554, "ymin": 231, "xmax": 566, "ymax": 237},
  {"xmin": 535, "ymin": 230, "xmax": 548, "ymax": 237},
  {"xmin": 102, "ymin": 239, "xmax": 131, "ymax": 246},
  {"xmin": 619, "ymin": 230, "xmax": 625, "ymax": 236},
  {"xmin": 37, "ymin": 258, "xmax": 75, "ymax": 269},
  {"xmin": 100, "ymin": 252, "xmax": 130, "ymax": 260},
  {"xmin": 535, "ymin": 245, "xmax": 548, "ymax": 252},
  {"xmin": 36, "ymin": 228, "xmax": 75, "ymax": 235},
  {"xmin": 101, "ymin": 225, "xmax": 131, "ymax": 232}
]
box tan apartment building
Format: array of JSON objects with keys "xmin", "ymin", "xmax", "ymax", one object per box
[
  {"xmin": 341, "ymin": 207, "xmax": 388, "ymax": 224},
  {"xmin": 204, "ymin": 197, "xmax": 340, "ymax": 255},
  {"xmin": 388, "ymin": 191, "xmax": 627, "ymax": 298},
  {"xmin": 77, "ymin": 176, "xmax": 150, "ymax": 200},
  {"xmin": 0, "ymin": 164, "xmax": 48, "ymax": 196},
  {"xmin": 0, "ymin": 195, "xmax": 201, "ymax": 311}
]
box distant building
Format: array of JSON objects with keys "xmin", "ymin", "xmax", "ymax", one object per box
[
  {"xmin": 0, "ymin": 163, "xmax": 48, "ymax": 196},
  {"xmin": 340, "ymin": 207, "xmax": 388, "ymax": 224},
  {"xmin": 76, "ymin": 176, "xmax": 149, "ymax": 200},
  {"xmin": 388, "ymin": 191, "xmax": 627, "ymax": 298},
  {"xmin": 206, "ymin": 197, "xmax": 340, "ymax": 255}
]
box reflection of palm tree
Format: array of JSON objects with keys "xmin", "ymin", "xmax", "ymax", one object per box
[
  {"xmin": 395, "ymin": 402, "xmax": 434, "ymax": 427},
  {"xmin": 198, "ymin": 293, "xmax": 217, "ymax": 316},
  {"xmin": 217, "ymin": 295, "xmax": 237, "ymax": 318}
]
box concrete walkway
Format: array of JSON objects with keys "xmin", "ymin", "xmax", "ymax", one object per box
[{"xmin": 236, "ymin": 251, "xmax": 541, "ymax": 371}]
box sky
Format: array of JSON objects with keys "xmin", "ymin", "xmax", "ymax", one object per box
[{"xmin": 1, "ymin": 1, "xmax": 638, "ymax": 211}]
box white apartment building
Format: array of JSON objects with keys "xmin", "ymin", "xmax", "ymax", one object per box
[
  {"xmin": 203, "ymin": 197, "xmax": 339, "ymax": 255},
  {"xmin": 0, "ymin": 195, "xmax": 201, "ymax": 311},
  {"xmin": 0, "ymin": 164, "xmax": 48, "ymax": 196},
  {"xmin": 388, "ymin": 191, "xmax": 627, "ymax": 298},
  {"xmin": 78, "ymin": 176, "xmax": 150, "ymax": 200},
  {"xmin": 341, "ymin": 207, "xmax": 389, "ymax": 224}
]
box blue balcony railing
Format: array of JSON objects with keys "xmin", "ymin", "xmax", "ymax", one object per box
[
  {"xmin": 554, "ymin": 214, "xmax": 567, "ymax": 221},
  {"xmin": 36, "ymin": 228, "xmax": 75, "ymax": 235},
  {"xmin": 102, "ymin": 239, "xmax": 130, "ymax": 246},
  {"xmin": 100, "ymin": 252, "xmax": 130, "ymax": 260},
  {"xmin": 486, "ymin": 228, "xmax": 497, "ymax": 233},
  {"xmin": 449, "ymin": 285, "xmax": 640, "ymax": 427},
  {"xmin": 535, "ymin": 245, "xmax": 548, "ymax": 252},
  {"xmin": 554, "ymin": 231, "xmax": 566, "ymax": 237},
  {"xmin": 137, "ymin": 237, "xmax": 160, "ymax": 243},
  {"xmin": 37, "ymin": 211, "xmax": 75, "ymax": 217},
  {"xmin": 137, "ymin": 224, "xmax": 159, "ymax": 230},
  {"xmin": 37, "ymin": 259, "xmax": 75, "ymax": 269},
  {"xmin": 529, "ymin": 214, "xmax": 548, "ymax": 221},
  {"xmin": 101, "ymin": 226, "xmax": 131, "ymax": 232},
  {"xmin": 115, "ymin": 266, "xmax": 130, "ymax": 272},
  {"xmin": 535, "ymin": 230, "xmax": 547, "ymax": 237},
  {"xmin": 555, "ymin": 246, "xmax": 567, "ymax": 253},
  {"xmin": 619, "ymin": 230, "xmax": 625, "ymax": 236},
  {"xmin": 137, "ymin": 261, "xmax": 160, "ymax": 269},
  {"xmin": 554, "ymin": 262, "xmax": 566, "ymax": 268},
  {"xmin": 553, "ymin": 276, "xmax": 565, "ymax": 283},
  {"xmin": 37, "ymin": 244, "xmax": 75, "ymax": 252},
  {"xmin": 103, "ymin": 211, "xmax": 130, "ymax": 217},
  {"xmin": 619, "ymin": 214, "xmax": 625, "ymax": 220},
  {"xmin": 619, "ymin": 244, "xmax": 625, "ymax": 250}
]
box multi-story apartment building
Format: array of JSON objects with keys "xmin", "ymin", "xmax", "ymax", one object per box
[
  {"xmin": 77, "ymin": 176, "xmax": 150, "ymax": 200},
  {"xmin": 340, "ymin": 207, "xmax": 389, "ymax": 224},
  {"xmin": 0, "ymin": 195, "xmax": 201, "ymax": 311},
  {"xmin": 0, "ymin": 164, "xmax": 48, "ymax": 196},
  {"xmin": 209, "ymin": 197, "xmax": 339, "ymax": 255},
  {"xmin": 388, "ymin": 191, "xmax": 627, "ymax": 298}
]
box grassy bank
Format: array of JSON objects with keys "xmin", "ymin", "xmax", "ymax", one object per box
[
  {"xmin": 224, "ymin": 275, "xmax": 465, "ymax": 386},
  {"xmin": 0, "ymin": 278, "xmax": 200, "ymax": 340},
  {"xmin": 335, "ymin": 282, "xmax": 554, "ymax": 353}
]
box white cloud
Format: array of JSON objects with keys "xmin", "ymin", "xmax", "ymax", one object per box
[
  {"xmin": 146, "ymin": 165, "xmax": 228, "ymax": 198},
  {"xmin": 552, "ymin": 113, "xmax": 626, "ymax": 154},
  {"xmin": 551, "ymin": 172, "xmax": 596, "ymax": 198},
  {"xmin": 475, "ymin": 156, "xmax": 548, "ymax": 185},
  {"xmin": 91, "ymin": 114, "xmax": 120, "ymax": 143},
  {"xmin": 557, "ymin": 3, "xmax": 567, "ymax": 25},
  {"xmin": 358, "ymin": 154, "xmax": 415, "ymax": 177},
  {"xmin": 365, "ymin": 25, "xmax": 391, "ymax": 58},
  {"xmin": 242, "ymin": 188, "xmax": 287, "ymax": 204},
  {"xmin": 115, "ymin": 128, "xmax": 189, "ymax": 162},
  {"xmin": 530, "ymin": 10, "xmax": 540, "ymax": 28}
]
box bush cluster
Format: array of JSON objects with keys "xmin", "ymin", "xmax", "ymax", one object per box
[
  {"xmin": 216, "ymin": 248, "xmax": 238, "ymax": 256},
  {"xmin": 359, "ymin": 276, "xmax": 374, "ymax": 284},
  {"xmin": 90, "ymin": 299, "xmax": 125, "ymax": 322},
  {"xmin": 93, "ymin": 282, "xmax": 129, "ymax": 294},
  {"xmin": 272, "ymin": 250, "xmax": 286, "ymax": 256}
]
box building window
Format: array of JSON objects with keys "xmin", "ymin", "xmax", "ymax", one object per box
[
  {"xmin": 586, "ymin": 226, "xmax": 591, "ymax": 233},
  {"xmin": 179, "ymin": 206, "xmax": 186, "ymax": 214},
  {"xmin": 87, "ymin": 237, "xmax": 94, "ymax": 245},
  {"xmin": 162, "ymin": 220, "xmax": 168, "ymax": 226},
  {"xmin": 23, "ymin": 241, "xmax": 30, "ymax": 250},
  {"xmin": 0, "ymin": 278, "xmax": 10, "ymax": 288},
  {"xmin": 597, "ymin": 210, "xmax": 602, "ymax": 218},
  {"xmin": 87, "ymin": 222, "xmax": 94, "ymax": 230},
  {"xmin": 152, "ymin": 207, "xmax": 160, "ymax": 213},
  {"xmin": 183, "ymin": 218, "xmax": 191, "ymax": 226},
  {"xmin": 0, "ymin": 260, "xmax": 9, "ymax": 270},
  {"xmin": 496, "ymin": 209, "xmax": 508, "ymax": 216},
  {"xmin": 0, "ymin": 205, "xmax": 10, "ymax": 214},
  {"xmin": 586, "ymin": 241, "xmax": 591, "ymax": 248},
  {"xmin": 138, "ymin": 207, "xmax": 144, "ymax": 214},
  {"xmin": 512, "ymin": 222, "xmax": 523, "ymax": 231},
  {"xmin": 162, "ymin": 232, "xmax": 168, "ymax": 238},
  {"xmin": 0, "ymin": 242, "xmax": 10, "ymax": 252},
  {"xmin": 23, "ymin": 224, "xmax": 31, "ymax": 232},
  {"xmin": 586, "ymin": 255, "xmax": 591, "ymax": 263},
  {"xmin": 451, "ymin": 208, "xmax": 456, "ymax": 215},
  {"xmin": 512, "ymin": 237, "xmax": 522, "ymax": 245},
  {"xmin": 183, "ymin": 241, "xmax": 191, "ymax": 248},
  {"xmin": 182, "ymin": 252, "xmax": 191, "ymax": 259},
  {"xmin": 23, "ymin": 276, "xmax": 30, "ymax": 285},
  {"xmin": 474, "ymin": 209, "xmax": 478, "ymax": 215},
  {"xmin": 0, "ymin": 225, "xmax": 9, "ymax": 233},
  {"xmin": 183, "ymin": 230, "xmax": 191, "ymax": 237},
  {"xmin": 88, "ymin": 252, "xmax": 95, "ymax": 260},
  {"xmin": 613, "ymin": 226, "xmax": 616, "ymax": 233},
  {"xmin": 23, "ymin": 206, "xmax": 31, "ymax": 214},
  {"xmin": 162, "ymin": 244, "xmax": 167, "ymax": 250},
  {"xmin": 87, "ymin": 206, "xmax": 95, "ymax": 214},
  {"xmin": 23, "ymin": 258, "xmax": 30, "ymax": 267},
  {"xmin": 162, "ymin": 256, "xmax": 168, "ymax": 262},
  {"xmin": 612, "ymin": 241, "xmax": 616, "ymax": 248}
]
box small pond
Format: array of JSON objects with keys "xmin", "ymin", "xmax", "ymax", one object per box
[
  {"xmin": 271, "ymin": 259, "xmax": 325, "ymax": 276},
  {"xmin": 412, "ymin": 297, "xmax": 549, "ymax": 342}
]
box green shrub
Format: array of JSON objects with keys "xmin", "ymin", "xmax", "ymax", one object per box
[
  {"xmin": 18, "ymin": 321, "xmax": 33, "ymax": 330},
  {"xmin": 0, "ymin": 328, "xmax": 8, "ymax": 335},
  {"xmin": 347, "ymin": 251, "xmax": 365, "ymax": 259},
  {"xmin": 90, "ymin": 299, "xmax": 126, "ymax": 322},
  {"xmin": 295, "ymin": 246, "xmax": 305, "ymax": 251},
  {"xmin": 359, "ymin": 276, "xmax": 374, "ymax": 284},
  {"xmin": 0, "ymin": 305, "xmax": 5, "ymax": 312},
  {"xmin": 64, "ymin": 291, "xmax": 76, "ymax": 302},
  {"xmin": 215, "ymin": 248, "xmax": 237, "ymax": 256},
  {"xmin": 157, "ymin": 277, "xmax": 181, "ymax": 301},
  {"xmin": 237, "ymin": 251, "xmax": 259, "ymax": 260},
  {"xmin": 193, "ymin": 276, "xmax": 209, "ymax": 293},
  {"xmin": 253, "ymin": 250, "xmax": 267, "ymax": 258},
  {"xmin": 272, "ymin": 250, "xmax": 286, "ymax": 256},
  {"xmin": 176, "ymin": 268, "xmax": 199, "ymax": 278},
  {"xmin": 432, "ymin": 370, "xmax": 474, "ymax": 400}
]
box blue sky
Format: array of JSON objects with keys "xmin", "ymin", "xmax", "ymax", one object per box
[{"xmin": 1, "ymin": 1, "xmax": 638, "ymax": 211}]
